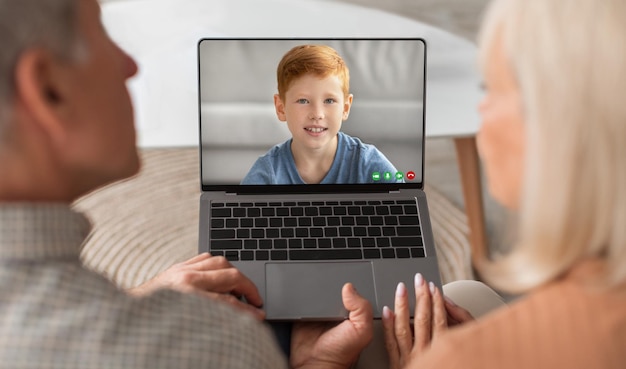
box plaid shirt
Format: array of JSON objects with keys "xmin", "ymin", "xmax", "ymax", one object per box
[{"xmin": 0, "ymin": 203, "xmax": 287, "ymax": 369}]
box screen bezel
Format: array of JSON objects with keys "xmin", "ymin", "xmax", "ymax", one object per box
[{"xmin": 198, "ymin": 37, "xmax": 427, "ymax": 193}]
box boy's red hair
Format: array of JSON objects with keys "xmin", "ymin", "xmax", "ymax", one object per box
[{"xmin": 276, "ymin": 44, "xmax": 350, "ymax": 100}]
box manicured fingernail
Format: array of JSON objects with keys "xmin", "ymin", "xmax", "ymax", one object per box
[
  {"xmin": 383, "ymin": 306, "xmax": 392, "ymax": 319},
  {"xmin": 429, "ymin": 282, "xmax": 436, "ymax": 295},
  {"xmin": 415, "ymin": 273, "xmax": 424, "ymax": 287},
  {"xmin": 444, "ymin": 295, "xmax": 457, "ymax": 306},
  {"xmin": 396, "ymin": 282, "xmax": 406, "ymax": 298}
]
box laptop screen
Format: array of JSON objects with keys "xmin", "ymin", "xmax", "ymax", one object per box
[{"xmin": 198, "ymin": 38, "xmax": 426, "ymax": 192}]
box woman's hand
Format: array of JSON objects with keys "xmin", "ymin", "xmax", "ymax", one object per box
[
  {"xmin": 290, "ymin": 283, "xmax": 374, "ymax": 369},
  {"xmin": 127, "ymin": 253, "xmax": 265, "ymax": 320},
  {"xmin": 382, "ymin": 274, "xmax": 473, "ymax": 369}
]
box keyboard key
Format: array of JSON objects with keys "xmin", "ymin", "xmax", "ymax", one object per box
[
  {"xmin": 290, "ymin": 249, "xmax": 362, "ymax": 260},
  {"xmin": 339, "ymin": 227, "xmax": 352, "ymax": 237},
  {"xmin": 399, "ymin": 216, "xmax": 420, "ymax": 225},
  {"xmin": 226, "ymin": 219, "xmax": 238, "ymax": 228},
  {"xmin": 211, "ymin": 219, "xmax": 224, "ymax": 228},
  {"xmin": 262, "ymin": 208, "xmax": 275, "ymax": 217},
  {"xmin": 211, "ymin": 251, "xmax": 224, "ymax": 257},
  {"xmin": 367, "ymin": 227, "xmax": 382, "ymax": 237},
  {"xmin": 259, "ymin": 240, "xmax": 272, "ymax": 249},
  {"xmin": 247, "ymin": 208, "xmax": 261, "ymax": 217},
  {"xmin": 310, "ymin": 228, "xmax": 324, "ymax": 238},
  {"xmin": 332, "ymin": 238, "xmax": 347, "ymax": 248},
  {"xmin": 313, "ymin": 217, "xmax": 326, "ymax": 226},
  {"xmin": 391, "ymin": 237, "xmax": 423, "ymax": 247},
  {"xmin": 377, "ymin": 238, "xmax": 391, "ymax": 248},
  {"xmin": 327, "ymin": 217, "xmax": 341, "ymax": 226},
  {"xmin": 211, "ymin": 208, "xmax": 231, "ymax": 217},
  {"xmin": 341, "ymin": 217, "xmax": 355, "ymax": 226},
  {"xmin": 382, "ymin": 227, "xmax": 396, "ymax": 237},
  {"xmin": 304, "ymin": 239, "xmax": 317, "ymax": 248},
  {"xmin": 276, "ymin": 207, "xmax": 290, "ymax": 216},
  {"xmin": 390, "ymin": 206, "xmax": 404, "ymax": 215},
  {"xmin": 312, "ymin": 201, "xmax": 325, "ymax": 206},
  {"xmin": 376, "ymin": 206, "xmax": 389, "ymax": 215},
  {"xmin": 244, "ymin": 240, "xmax": 257, "ymax": 249},
  {"xmin": 225, "ymin": 251, "xmax": 239, "ymax": 261},
  {"xmin": 211, "ymin": 240, "xmax": 242, "ymax": 250},
  {"xmin": 211, "ymin": 229, "xmax": 235, "ymax": 239},
  {"xmin": 256, "ymin": 250, "xmax": 269, "ymax": 260},
  {"xmin": 281, "ymin": 228, "xmax": 295, "ymax": 238},
  {"xmin": 356, "ymin": 217, "xmax": 369, "ymax": 226},
  {"xmin": 240, "ymin": 218, "xmax": 254, "ymax": 228},
  {"xmin": 295, "ymin": 228, "xmax": 308, "ymax": 238},
  {"xmin": 348, "ymin": 207, "xmax": 361, "ymax": 215},
  {"xmin": 271, "ymin": 250, "xmax": 288, "ymax": 260},
  {"xmin": 354, "ymin": 227, "xmax": 367, "ymax": 237},
  {"xmin": 382, "ymin": 201, "xmax": 395, "ymax": 205},
  {"xmin": 371, "ymin": 216, "xmax": 384, "ymax": 226},
  {"xmin": 404, "ymin": 205, "xmax": 418, "ymax": 214},
  {"xmin": 396, "ymin": 248, "xmax": 411, "ymax": 258},
  {"xmin": 236, "ymin": 229, "xmax": 250, "ymax": 238},
  {"xmin": 298, "ymin": 217, "xmax": 312, "ymax": 227},
  {"xmin": 363, "ymin": 238, "xmax": 376, "ymax": 247},
  {"xmin": 255, "ymin": 218, "xmax": 268, "ymax": 228},
  {"xmin": 269, "ymin": 218, "xmax": 282, "ymax": 228},
  {"xmin": 254, "ymin": 202, "xmax": 268, "ymax": 207},
  {"xmin": 274, "ymin": 239, "xmax": 287, "ymax": 249},
  {"xmin": 266, "ymin": 229, "xmax": 280, "ymax": 238},
  {"xmin": 334, "ymin": 207, "xmax": 347, "ymax": 215},
  {"xmin": 397, "ymin": 200, "xmax": 416, "ymax": 205},
  {"xmin": 211, "ymin": 202, "xmax": 225, "ymax": 208},
  {"xmin": 297, "ymin": 202, "xmax": 311, "ymax": 206},
  {"xmin": 318, "ymin": 239, "xmax": 332, "ymax": 248},
  {"xmin": 241, "ymin": 251, "xmax": 254, "ymax": 261},
  {"xmin": 289, "ymin": 239, "xmax": 303, "ymax": 249},
  {"xmin": 411, "ymin": 248, "xmax": 426, "ymax": 258},
  {"xmin": 225, "ymin": 203, "xmax": 238, "ymax": 207},
  {"xmin": 324, "ymin": 227, "xmax": 338, "ymax": 238},
  {"xmin": 284, "ymin": 218, "xmax": 298, "ymax": 227},
  {"xmin": 382, "ymin": 249, "xmax": 395, "ymax": 258},
  {"xmin": 291, "ymin": 207, "xmax": 304, "ymax": 216},
  {"xmin": 305, "ymin": 207, "xmax": 319, "ymax": 216},
  {"xmin": 363, "ymin": 248, "xmax": 381, "ymax": 259},
  {"xmin": 397, "ymin": 227, "xmax": 421, "ymax": 236},
  {"xmin": 362, "ymin": 206, "xmax": 375, "ymax": 215},
  {"xmin": 251, "ymin": 229, "xmax": 264, "ymax": 238},
  {"xmin": 319, "ymin": 207, "xmax": 333, "ymax": 215},
  {"xmin": 233, "ymin": 208, "xmax": 246, "ymax": 217},
  {"xmin": 385, "ymin": 216, "xmax": 399, "ymax": 226},
  {"xmin": 269, "ymin": 202, "xmax": 282, "ymax": 207},
  {"xmin": 347, "ymin": 238, "xmax": 361, "ymax": 248}
]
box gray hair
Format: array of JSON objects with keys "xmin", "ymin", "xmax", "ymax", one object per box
[
  {"xmin": 477, "ymin": 0, "xmax": 626, "ymax": 293},
  {"xmin": 0, "ymin": 0, "xmax": 80, "ymax": 137}
]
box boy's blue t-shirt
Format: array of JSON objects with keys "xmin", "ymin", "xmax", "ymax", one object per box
[{"xmin": 241, "ymin": 132, "xmax": 400, "ymax": 184}]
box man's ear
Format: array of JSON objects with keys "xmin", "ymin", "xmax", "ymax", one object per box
[
  {"xmin": 274, "ymin": 94, "xmax": 287, "ymax": 122},
  {"xmin": 13, "ymin": 48, "xmax": 73, "ymax": 146},
  {"xmin": 343, "ymin": 94, "xmax": 353, "ymax": 120}
]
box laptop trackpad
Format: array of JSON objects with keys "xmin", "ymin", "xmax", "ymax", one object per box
[{"xmin": 265, "ymin": 262, "xmax": 376, "ymax": 320}]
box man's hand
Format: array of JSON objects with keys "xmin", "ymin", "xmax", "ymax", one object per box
[
  {"xmin": 127, "ymin": 253, "xmax": 265, "ymax": 320},
  {"xmin": 290, "ymin": 283, "xmax": 374, "ymax": 369},
  {"xmin": 382, "ymin": 274, "xmax": 473, "ymax": 369}
]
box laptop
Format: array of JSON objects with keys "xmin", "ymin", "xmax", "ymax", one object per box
[{"xmin": 197, "ymin": 37, "xmax": 442, "ymax": 320}]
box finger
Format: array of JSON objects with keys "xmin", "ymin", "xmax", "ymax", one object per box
[
  {"xmin": 382, "ymin": 306, "xmax": 401, "ymax": 369},
  {"xmin": 342, "ymin": 283, "xmax": 373, "ymax": 337},
  {"xmin": 199, "ymin": 291, "xmax": 266, "ymax": 321},
  {"xmin": 393, "ymin": 282, "xmax": 413, "ymax": 358},
  {"xmin": 413, "ymin": 273, "xmax": 432, "ymax": 353},
  {"xmin": 431, "ymin": 284, "xmax": 448, "ymax": 339},
  {"xmin": 181, "ymin": 252, "xmax": 212, "ymax": 265},
  {"xmin": 444, "ymin": 296, "xmax": 474, "ymax": 324},
  {"xmin": 183, "ymin": 265, "xmax": 264, "ymax": 308}
]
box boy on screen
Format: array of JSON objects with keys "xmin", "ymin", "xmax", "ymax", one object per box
[{"xmin": 241, "ymin": 44, "xmax": 400, "ymax": 185}]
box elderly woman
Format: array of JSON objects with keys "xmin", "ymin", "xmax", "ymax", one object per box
[{"xmin": 379, "ymin": 0, "xmax": 626, "ymax": 367}]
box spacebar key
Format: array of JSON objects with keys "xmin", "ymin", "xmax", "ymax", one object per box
[{"xmin": 290, "ymin": 249, "xmax": 362, "ymax": 260}]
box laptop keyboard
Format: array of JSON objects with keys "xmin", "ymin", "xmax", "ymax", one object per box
[{"xmin": 208, "ymin": 200, "xmax": 425, "ymax": 261}]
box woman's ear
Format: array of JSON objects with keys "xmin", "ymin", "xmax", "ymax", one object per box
[
  {"xmin": 13, "ymin": 48, "xmax": 73, "ymax": 146},
  {"xmin": 274, "ymin": 93, "xmax": 287, "ymax": 122}
]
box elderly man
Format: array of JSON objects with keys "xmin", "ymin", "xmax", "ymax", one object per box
[{"xmin": 0, "ymin": 0, "xmax": 372, "ymax": 367}]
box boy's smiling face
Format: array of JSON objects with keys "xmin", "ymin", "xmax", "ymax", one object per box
[{"xmin": 274, "ymin": 73, "xmax": 353, "ymax": 154}]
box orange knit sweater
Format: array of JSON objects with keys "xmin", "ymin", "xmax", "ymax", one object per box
[{"xmin": 415, "ymin": 259, "xmax": 626, "ymax": 369}]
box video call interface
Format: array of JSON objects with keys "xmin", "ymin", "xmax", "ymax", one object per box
[{"xmin": 199, "ymin": 38, "xmax": 426, "ymax": 187}]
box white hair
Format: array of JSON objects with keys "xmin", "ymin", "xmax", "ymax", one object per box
[
  {"xmin": 477, "ymin": 0, "xmax": 626, "ymax": 293},
  {"xmin": 0, "ymin": 0, "xmax": 82, "ymax": 138}
]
